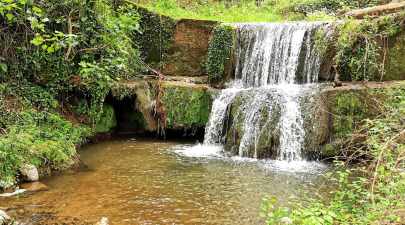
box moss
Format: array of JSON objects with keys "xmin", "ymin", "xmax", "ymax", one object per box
[
  {"xmin": 321, "ymin": 143, "xmax": 338, "ymax": 158},
  {"xmin": 206, "ymin": 24, "xmax": 235, "ymax": 84},
  {"xmin": 134, "ymin": 6, "xmax": 177, "ymax": 69},
  {"xmin": 161, "ymin": 83, "xmax": 212, "ymax": 129},
  {"xmin": 95, "ymin": 104, "xmax": 117, "ymax": 133},
  {"xmin": 332, "ymin": 92, "xmax": 366, "ymax": 137},
  {"xmin": 329, "ymin": 85, "xmax": 402, "ymax": 139},
  {"xmin": 111, "ymin": 81, "xmax": 158, "ymax": 131},
  {"xmin": 384, "ymin": 31, "xmax": 405, "ymax": 81},
  {"xmin": 335, "ymin": 15, "xmax": 404, "ymax": 81},
  {"xmin": 318, "ymin": 83, "xmax": 405, "ymax": 159},
  {"xmin": 330, "ymin": 89, "xmax": 387, "ymax": 138}
]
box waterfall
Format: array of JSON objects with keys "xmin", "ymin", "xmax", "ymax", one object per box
[
  {"xmin": 204, "ymin": 81, "xmax": 244, "ymax": 144},
  {"xmin": 204, "ymin": 22, "xmax": 330, "ymax": 161}
]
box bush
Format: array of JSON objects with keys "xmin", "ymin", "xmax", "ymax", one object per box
[
  {"xmin": 262, "ymin": 87, "xmax": 405, "ymax": 225},
  {"xmin": 0, "ymin": 109, "xmax": 91, "ymax": 188}
]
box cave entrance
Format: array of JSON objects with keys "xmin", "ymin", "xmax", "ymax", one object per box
[{"xmin": 105, "ymin": 94, "xmax": 147, "ymax": 135}]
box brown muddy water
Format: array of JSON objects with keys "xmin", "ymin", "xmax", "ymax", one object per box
[{"xmin": 0, "ymin": 138, "xmax": 330, "ymax": 225}]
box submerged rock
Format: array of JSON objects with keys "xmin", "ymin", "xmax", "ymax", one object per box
[
  {"xmin": 0, "ymin": 189, "xmax": 26, "ymax": 197},
  {"xmin": 280, "ymin": 217, "xmax": 293, "ymax": 224},
  {"xmin": 19, "ymin": 164, "xmax": 39, "ymax": 182},
  {"xmin": 95, "ymin": 217, "xmax": 109, "ymax": 225},
  {"xmin": 20, "ymin": 182, "xmax": 48, "ymax": 193}
]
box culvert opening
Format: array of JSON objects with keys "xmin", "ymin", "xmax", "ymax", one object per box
[
  {"xmin": 104, "ymin": 93, "xmax": 206, "ymax": 141},
  {"xmin": 105, "ymin": 94, "xmax": 148, "ymax": 135}
]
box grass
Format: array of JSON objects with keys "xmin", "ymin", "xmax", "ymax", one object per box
[
  {"xmin": 132, "ymin": 0, "xmax": 337, "ymax": 22},
  {"xmin": 0, "ymin": 83, "xmax": 92, "ymax": 189}
]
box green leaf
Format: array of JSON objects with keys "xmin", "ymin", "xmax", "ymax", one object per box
[
  {"xmin": 5, "ymin": 13, "xmax": 14, "ymax": 21},
  {"xmin": 31, "ymin": 35, "xmax": 44, "ymax": 46},
  {"xmin": 0, "ymin": 63, "xmax": 8, "ymax": 73},
  {"xmin": 47, "ymin": 46, "xmax": 55, "ymax": 54}
]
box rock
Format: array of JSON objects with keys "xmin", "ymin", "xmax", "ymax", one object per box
[
  {"xmin": 0, "ymin": 189, "xmax": 26, "ymax": 197},
  {"xmin": 19, "ymin": 164, "xmax": 39, "ymax": 182},
  {"xmin": 0, "ymin": 210, "xmax": 11, "ymax": 225},
  {"xmin": 280, "ymin": 217, "xmax": 293, "ymax": 224},
  {"xmin": 95, "ymin": 217, "xmax": 109, "ymax": 225},
  {"xmin": 161, "ymin": 82, "xmax": 213, "ymax": 130},
  {"xmin": 385, "ymin": 31, "xmax": 405, "ymax": 81},
  {"xmin": 20, "ymin": 182, "xmax": 48, "ymax": 193}
]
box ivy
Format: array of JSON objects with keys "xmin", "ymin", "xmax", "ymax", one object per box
[
  {"xmin": 133, "ymin": 6, "xmax": 176, "ymax": 69},
  {"xmin": 335, "ymin": 15, "xmax": 403, "ymax": 81},
  {"xmin": 206, "ymin": 24, "xmax": 234, "ymax": 84}
]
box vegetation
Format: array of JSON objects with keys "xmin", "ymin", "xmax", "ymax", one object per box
[
  {"xmin": 161, "ymin": 83, "xmax": 212, "ymax": 129},
  {"xmin": 1, "ymin": 0, "xmax": 404, "ymax": 224},
  {"xmin": 0, "ymin": 83, "xmax": 91, "ymax": 188},
  {"xmin": 134, "ymin": 0, "xmax": 387, "ymax": 22},
  {"xmin": 263, "ymin": 86, "xmax": 405, "ymax": 224},
  {"xmin": 133, "ymin": 6, "xmax": 176, "ymax": 68},
  {"xmin": 206, "ymin": 24, "xmax": 235, "ymax": 84},
  {"xmin": 0, "ymin": 0, "xmax": 143, "ymax": 188},
  {"xmin": 334, "ymin": 14, "xmax": 404, "ymax": 81}
]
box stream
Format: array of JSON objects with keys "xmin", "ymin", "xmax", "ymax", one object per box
[{"xmin": 0, "ymin": 138, "xmax": 330, "ymax": 224}]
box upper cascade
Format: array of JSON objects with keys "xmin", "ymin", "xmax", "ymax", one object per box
[
  {"xmin": 234, "ymin": 22, "xmax": 330, "ymax": 87},
  {"xmin": 204, "ymin": 21, "xmax": 333, "ymax": 161}
]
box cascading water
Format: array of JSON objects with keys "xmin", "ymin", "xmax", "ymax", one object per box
[{"xmin": 204, "ymin": 22, "xmax": 331, "ymax": 161}]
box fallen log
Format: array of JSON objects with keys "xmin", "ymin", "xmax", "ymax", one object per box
[{"xmin": 346, "ymin": 1, "xmax": 405, "ymax": 19}]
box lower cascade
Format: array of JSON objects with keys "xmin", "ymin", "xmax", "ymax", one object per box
[{"xmin": 204, "ymin": 22, "xmax": 332, "ymax": 161}]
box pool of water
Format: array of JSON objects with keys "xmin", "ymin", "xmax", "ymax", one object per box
[{"xmin": 0, "ymin": 138, "xmax": 330, "ymax": 224}]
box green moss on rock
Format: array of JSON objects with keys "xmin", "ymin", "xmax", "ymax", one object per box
[
  {"xmin": 385, "ymin": 31, "xmax": 405, "ymax": 81},
  {"xmin": 319, "ymin": 82, "xmax": 405, "ymax": 159},
  {"xmin": 95, "ymin": 104, "xmax": 117, "ymax": 133},
  {"xmin": 134, "ymin": 6, "xmax": 177, "ymax": 68},
  {"xmin": 332, "ymin": 91, "xmax": 367, "ymax": 138},
  {"xmin": 161, "ymin": 83, "xmax": 212, "ymax": 129}
]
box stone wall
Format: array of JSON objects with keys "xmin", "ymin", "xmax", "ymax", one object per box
[
  {"xmin": 110, "ymin": 79, "xmax": 215, "ymax": 134},
  {"xmin": 162, "ymin": 19, "xmax": 218, "ymax": 77},
  {"xmin": 135, "ymin": 6, "xmax": 218, "ymax": 77},
  {"xmin": 309, "ymin": 81, "xmax": 405, "ymax": 159},
  {"xmin": 384, "ymin": 31, "xmax": 405, "ymax": 81}
]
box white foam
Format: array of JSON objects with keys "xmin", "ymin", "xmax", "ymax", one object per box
[
  {"xmin": 260, "ymin": 160, "xmax": 327, "ymax": 174},
  {"xmin": 173, "ymin": 144, "xmax": 224, "ymax": 158},
  {"xmin": 172, "ymin": 144, "xmax": 328, "ymax": 174}
]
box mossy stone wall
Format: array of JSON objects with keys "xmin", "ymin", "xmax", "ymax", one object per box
[
  {"xmin": 317, "ymin": 82, "xmax": 405, "ymax": 158},
  {"xmin": 134, "ymin": 6, "xmax": 177, "ymax": 69},
  {"xmin": 95, "ymin": 104, "xmax": 117, "ymax": 133},
  {"xmin": 384, "ymin": 31, "xmax": 405, "ymax": 81},
  {"xmin": 160, "ymin": 82, "xmax": 213, "ymax": 129},
  {"xmin": 111, "ymin": 80, "xmax": 214, "ymax": 132}
]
